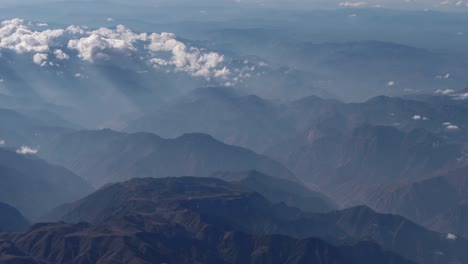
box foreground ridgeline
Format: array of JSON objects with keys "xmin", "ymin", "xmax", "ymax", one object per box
[{"xmin": 1, "ymin": 177, "xmax": 465, "ymax": 264}]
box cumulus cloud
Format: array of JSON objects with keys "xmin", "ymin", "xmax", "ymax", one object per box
[
  {"xmin": 0, "ymin": 18, "xmax": 233, "ymax": 81},
  {"xmin": 33, "ymin": 53, "xmax": 48, "ymax": 66},
  {"xmin": 0, "ymin": 18, "xmax": 64, "ymax": 54},
  {"xmin": 0, "ymin": 139, "xmax": 5, "ymax": 145},
  {"xmin": 147, "ymin": 32, "xmax": 228, "ymax": 79},
  {"xmin": 443, "ymin": 122, "xmax": 460, "ymax": 130},
  {"xmin": 387, "ymin": 81, "xmax": 396, "ymax": 86},
  {"xmin": 446, "ymin": 125, "xmax": 459, "ymax": 130},
  {"xmin": 412, "ymin": 115, "xmax": 422, "ymax": 120},
  {"xmin": 68, "ymin": 33, "xmax": 137, "ymax": 62},
  {"xmin": 16, "ymin": 145, "xmax": 39, "ymax": 155},
  {"xmin": 54, "ymin": 49, "xmax": 69, "ymax": 60},
  {"xmin": 447, "ymin": 233, "xmax": 457, "ymax": 240}
]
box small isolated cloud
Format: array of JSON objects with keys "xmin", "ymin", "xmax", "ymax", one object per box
[
  {"xmin": 54, "ymin": 49, "xmax": 69, "ymax": 60},
  {"xmin": 387, "ymin": 81, "xmax": 396, "ymax": 86},
  {"xmin": 16, "ymin": 145, "xmax": 39, "ymax": 155},
  {"xmin": 446, "ymin": 125, "xmax": 459, "ymax": 130},
  {"xmin": 443, "ymin": 122, "xmax": 459, "ymax": 130},
  {"xmin": 0, "ymin": 139, "xmax": 5, "ymax": 145},
  {"xmin": 447, "ymin": 233, "xmax": 457, "ymax": 240},
  {"xmin": 435, "ymin": 89, "xmax": 455, "ymax": 95},
  {"xmin": 33, "ymin": 53, "xmax": 48, "ymax": 66},
  {"xmin": 412, "ymin": 115, "xmax": 422, "ymax": 120},
  {"xmin": 106, "ymin": 18, "xmax": 114, "ymax": 22},
  {"xmin": 436, "ymin": 73, "xmax": 451, "ymax": 79},
  {"xmin": 339, "ymin": 1, "xmax": 368, "ymax": 7}
]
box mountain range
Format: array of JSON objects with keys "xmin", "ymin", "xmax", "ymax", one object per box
[
  {"xmin": 38, "ymin": 129, "xmax": 298, "ymax": 187},
  {"xmin": 0, "ymin": 148, "xmax": 93, "ymax": 219},
  {"xmin": 39, "ymin": 177, "xmax": 467, "ymax": 264}
]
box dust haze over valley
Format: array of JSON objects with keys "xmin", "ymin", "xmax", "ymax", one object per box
[{"xmin": 0, "ymin": 1, "xmax": 468, "ymax": 263}]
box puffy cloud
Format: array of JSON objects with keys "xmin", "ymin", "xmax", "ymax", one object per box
[
  {"xmin": 387, "ymin": 81, "xmax": 396, "ymax": 86},
  {"xmin": 412, "ymin": 115, "xmax": 422, "ymax": 120},
  {"xmin": 443, "ymin": 122, "xmax": 459, "ymax": 130},
  {"xmin": 33, "ymin": 53, "xmax": 48, "ymax": 66},
  {"xmin": 68, "ymin": 33, "xmax": 137, "ymax": 62},
  {"xmin": 147, "ymin": 32, "xmax": 227, "ymax": 79},
  {"xmin": 0, "ymin": 139, "xmax": 5, "ymax": 145},
  {"xmin": 447, "ymin": 233, "xmax": 457, "ymax": 240},
  {"xmin": 66, "ymin": 25, "xmax": 86, "ymax": 35},
  {"xmin": 0, "ymin": 18, "xmax": 64, "ymax": 54},
  {"xmin": 16, "ymin": 145, "xmax": 39, "ymax": 155},
  {"xmin": 0, "ymin": 18, "xmax": 232, "ymax": 80},
  {"xmin": 54, "ymin": 49, "xmax": 69, "ymax": 60},
  {"xmin": 66, "ymin": 25, "xmax": 147, "ymax": 62},
  {"xmin": 446, "ymin": 125, "xmax": 459, "ymax": 130}
]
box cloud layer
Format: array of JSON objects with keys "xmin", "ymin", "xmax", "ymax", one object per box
[{"xmin": 0, "ymin": 19, "xmax": 230, "ymax": 80}]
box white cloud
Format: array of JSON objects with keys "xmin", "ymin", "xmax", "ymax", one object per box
[
  {"xmin": 68, "ymin": 33, "xmax": 137, "ymax": 62},
  {"xmin": 434, "ymin": 89, "xmax": 455, "ymax": 95},
  {"xmin": 0, "ymin": 139, "xmax": 5, "ymax": 145},
  {"xmin": 339, "ymin": 1, "xmax": 368, "ymax": 7},
  {"xmin": 0, "ymin": 18, "xmax": 232, "ymax": 81},
  {"xmin": 147, "ymin": 32, "xmax": 227, "ymax": 79},
  {"xmin": 447, "ymin": 233, "xmax": 457, "ymax": 240},
  {"xmin": 446, "ymin": 125, "xmax": 459, "ymax": 130},
  {"xmin": 33, "ymin": 53, "xmax": 48, "ymax": 66},
  {"xmin": 66, "ymin": 25, "xmax": 86, "ymax": 35},
  {"xmin": 0, "ymin": 18, "xmax": 64, "ymax": 54},
  {"xmin": 443, "ymin": 122, "xmax": 459, "ymax": 130},
  {"xmin": 387, "ymin": 81, "xmax": 396, "ymax": 86},
  {"xmin": 412, "ymin": 115, "xmax": 422, "ymax": 120},
  {"xmin": 54, "ymin": 49, "xmax": 69, "ymax": 60},
  {"xmin": 16, "ymin": 145, "xmax": 38, "ymax": 155}
]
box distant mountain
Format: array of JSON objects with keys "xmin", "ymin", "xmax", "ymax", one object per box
[
  {"xmin": 0, "ymin": 149, "xmax": 93, "ymax": 219},
  {"xmin": 0, "ymin": 203, "xmax": 29, "ymax": 232},
  {"xmin": 427, "ymin": 201, "xmax": 468, "ymax": 239},
  {"xmin": 346, "ymin": 166, "xmax": 468, "ymax": 238},
  {"xmin": 47, "ymin": 177, "xmax": 468, "ymax": 264},
  {"xmin": 0, "ymin": 108, "xmax": 74, "ymax": 148},
  {"xmin": 124, "ymin": 89, "xmax": 468, "ymax": 197},
  {"xmin": 206, "ymin": 31, "xmax": 468, "ymax": 100},
  {"xmin": 126, "ymin": 87, "xmax": 296, "ymax": 152},
  {"xmin": 211, "ymin": 170, "xmax": 336, "ymax": 213},
  {"xmin": 39, "ymin": 129, "xmax": 298, "ymax": 187},
  {"xmin": 269, "ymin": 123, "xmax": 463, "ymax": 195}
]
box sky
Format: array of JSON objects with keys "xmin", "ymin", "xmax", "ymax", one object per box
[{"xmin": 0, "ymin": 0, "xmax": 467, "ymax": 11}]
